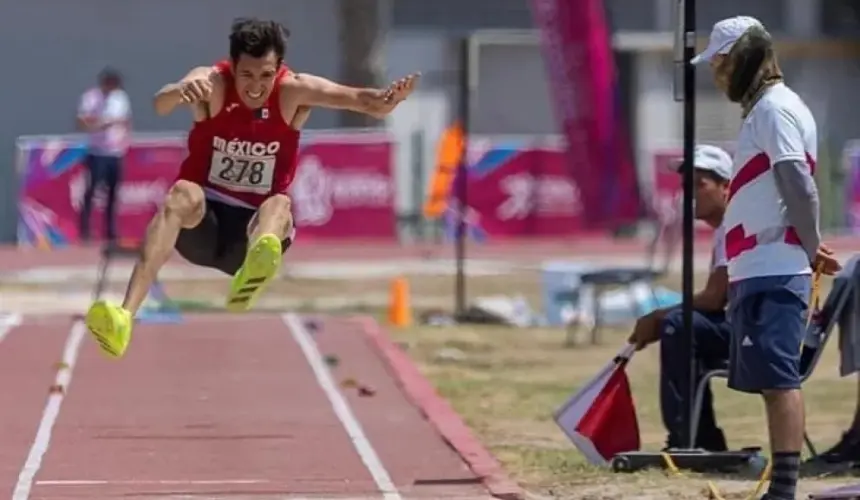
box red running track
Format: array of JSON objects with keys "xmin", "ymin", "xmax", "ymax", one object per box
[{"xmin": 0, "ymin": 314, "xmax": 520, "ymax": 500}]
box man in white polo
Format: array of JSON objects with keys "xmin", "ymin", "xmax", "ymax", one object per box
[
  {"xmin": 693, "ymin": 16, "xmax": 840, "ymax": 499},
  {"xmin": 77, "ymin": 67, "xmax": 132, "ymax": 244}
]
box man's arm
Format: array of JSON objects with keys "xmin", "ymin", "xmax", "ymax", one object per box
[
  {"xmin": 650, "ymin": 265, "xmax": 728, "ymax": 321},
  {"xmin": 77, "ymin": 116, "xmax": 97, "ymax": 132},
  {"xmin": 628, "ymin": 265, "xmax": 726, "ymax": 349},
  {"xmin": 286, "ymin": 72, "xmax": 417, "ymax": 119},
  {"xmin": 93, "ymin": 91, "xmax": 132, "ymax": 130},
  {"xmin": 76, "ymin": 91, "xmax": 99, "ymax": 132},
  {"xmin": 692, "ymin": 266, "xmax": 728, "ymax": 312},
  {"xmin": 153, "ymin": 66, "xmax": 217, "ymax": 117},
  {"xmin": 760, "ymin": 107, "xmax": 820, "ymax": 261},
  {"xmin": 773, "ymin": 161, "xmax": 820, "ymax": 261}
]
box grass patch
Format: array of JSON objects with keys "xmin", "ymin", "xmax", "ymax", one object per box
[{"xmin": 385, "ymin": 308, "xmax": 859, "ymax": 498}]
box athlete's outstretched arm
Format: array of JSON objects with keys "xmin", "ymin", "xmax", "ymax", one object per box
[
  {"xmin": 288, "ymin": 72, "xmax": 419, "ymax": 118},
  {"xmin": 153, "ymin": 66, "xmax": 218, "ymax": 116}
]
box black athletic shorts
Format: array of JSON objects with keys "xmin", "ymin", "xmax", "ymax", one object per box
[{"xmin": 174, "ymin": 198, "xmax": 293, "ymax": 276}]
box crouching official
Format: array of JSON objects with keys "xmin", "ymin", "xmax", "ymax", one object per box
[{"xmin": 628, "ymin": 145, "xmax": 732, "ymax": 451}]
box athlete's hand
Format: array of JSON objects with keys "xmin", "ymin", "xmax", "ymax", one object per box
[
  {"xmin": 179, "ymin": 78, "xmax": 213, "ymax": 103},
  {"xmin": 382, "ymin": 73, "xmax": 420, "ymax": 105},
  {"xmin": 814, "ymin": 244, "xmax": 841, "ymax": 276}
]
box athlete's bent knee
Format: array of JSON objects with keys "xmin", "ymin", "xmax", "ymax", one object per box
[
  {"xmin": 250, "ymin": 194, "xmax": 293, "ymax": 237},
  {"xmin": 263, "ymin": 193, "xmax": 292, "ymax": 213},
  {"xmin": 164, "ymin": 180, "xmax": 205, "ymax": 228}
]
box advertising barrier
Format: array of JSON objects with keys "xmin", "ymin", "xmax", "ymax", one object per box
[
  {"xmin": 16, "ymin": 130, "xmax": 397, "ymax": 248},
  {"xmin": 456, "ymin": 136, "xmax": 586, "ymax": 237},
  {"xmin": 844, "ymin": 140, "xmax": 860, "ymax": 234}
]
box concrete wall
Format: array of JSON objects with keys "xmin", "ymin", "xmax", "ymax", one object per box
[{"xmin": 0, "ymin": 0, "xmax": 339, "ymax": 242}]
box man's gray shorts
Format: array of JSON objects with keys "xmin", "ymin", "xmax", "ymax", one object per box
[{"xmin": 727, "ymin": 274, "xmax": 811, "ymax": 393}]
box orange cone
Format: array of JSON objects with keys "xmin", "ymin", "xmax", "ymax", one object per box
[{"xmin": 388, "ymin": 276, "xmax": 413, "ymax": 327}]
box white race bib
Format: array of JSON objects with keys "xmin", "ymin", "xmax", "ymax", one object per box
[{"xmin": 208, "ymin": 150, "xmax": 275, "ymax": 194}]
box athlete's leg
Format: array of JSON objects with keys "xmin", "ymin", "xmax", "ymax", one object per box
[
  {"xmin": 225, "ymin": 194, "xmax": 293, "ymax": 312},
  {"xmin": 123, "ymin": 180, "xmax": 207, "ymax": 313},
  {"xmin": 248, "ymin": 193, "xmax": 293, "ymax": 243},
  {"xmin": 85, "ymin": 180, "xmax": 205, "ymax": 358}
]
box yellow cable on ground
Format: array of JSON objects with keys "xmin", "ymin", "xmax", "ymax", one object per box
[{"xmin": 661, "ymin": 452, "xmax": 772, "ymax": 500}]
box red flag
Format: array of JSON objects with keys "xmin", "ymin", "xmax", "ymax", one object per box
[{"xmin": 554, "ymin": 344, "xmax": 640, "ymax": 465}]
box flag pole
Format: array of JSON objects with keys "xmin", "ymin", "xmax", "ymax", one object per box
[{"xmin": 454, "ymin": 35, "xmax": 471, "ymax": 318}]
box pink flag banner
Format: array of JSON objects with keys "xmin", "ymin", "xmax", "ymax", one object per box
[{"xmin": 529, "ymin": 0, "xmax": 643, "ymax": 229}]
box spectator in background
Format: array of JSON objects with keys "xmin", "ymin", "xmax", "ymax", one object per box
[
  {"xmin": 77, "ymin": 67, "xmax": 131, "ymax": 244},
  {"xmin": 628, "ymin": 145, "xmax": 733, "ymax": 452}
]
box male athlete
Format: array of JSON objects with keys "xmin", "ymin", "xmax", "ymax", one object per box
[
  {"xmin": 694, "ymin": 16, "xmax": 839, "ymax": 500},
  {"xmin": 84, "ymin": 18, "xmax": 419, "ymax": 359}
]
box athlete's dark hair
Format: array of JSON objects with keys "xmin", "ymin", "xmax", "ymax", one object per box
[{"xmin": 229, "ymin": 17, "xmax": 289, "ymax": 63}]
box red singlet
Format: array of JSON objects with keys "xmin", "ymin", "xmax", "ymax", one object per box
[{"xmin": 177, "ymin": 60, "xmax": 301, "ymax": 208}]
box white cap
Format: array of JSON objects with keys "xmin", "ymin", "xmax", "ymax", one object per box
[
  {"xmin": 675, "ymin": 145, "xmax": 733, "ymax": 180},
  {"xmin": 691, "ymin": 16, "xmax": 763, "ymax": 65}
]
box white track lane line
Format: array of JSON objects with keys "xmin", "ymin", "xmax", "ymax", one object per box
[
  {"xmin": 13, "ymin": 320, "xmax": 86, "ymax": 500},
  {"xmin": 282, "ymin": 313, "xmax": 402, "ymax": 500},
  {"xmin": 0, "ymin": 313, "xmax": 22, "ymax": 344},
  {"xmin": 37, "ymin": 479, "xmax": 270, "ymax": 486}
]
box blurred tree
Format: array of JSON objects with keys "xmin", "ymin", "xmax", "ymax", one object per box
[{"xmin": 338, "ymin": 0, "xmax": 389, "ymax": 128}]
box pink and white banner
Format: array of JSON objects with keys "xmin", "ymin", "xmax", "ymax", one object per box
[
  {"xmin": 16, "ymin": 131, "xmax": 397, "ymax": 248},
  {"xmin": 455, "ymin": 139, "xmax": 586, "ymax": 238},
  {"xmin": 289, "ymin": 136, "xmax": 396, "ymax": 240},
  {"xmin": 844, "ymin": 142, "xmax": 860, "ymax": 234}
]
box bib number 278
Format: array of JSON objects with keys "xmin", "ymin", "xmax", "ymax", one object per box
[
  {"xmin": 208, "ymin": 151, "xmax": 275, "ymax": 193},
  {"xmin": 218, "ymin": 157, "xmax": 266, "ymax": 185}
]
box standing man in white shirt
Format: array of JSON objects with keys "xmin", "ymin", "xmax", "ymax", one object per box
[
  {"xmin": 77, "ymin": 67, "xmax": 132, "ymax": 244},
  {"xmin": 693, "ymin": 16, "xmax": 840, "ymax": 499}
]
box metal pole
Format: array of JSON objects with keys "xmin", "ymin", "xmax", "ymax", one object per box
[
  {"xmin": 681, "ymin": 0, "xmax": 698, "ymax": 449},
  {"xmin": 455, "ymin": 36, "xmax": 471, "ymax": 317}
]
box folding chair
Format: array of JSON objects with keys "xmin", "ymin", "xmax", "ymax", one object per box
[
  {"xmin": 689, "ymin": 277, "xmax": 854, "ymax": 457},
  {"xmin": 561, "ymin": 267, "xmax": 664, "ymax": 345}
]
